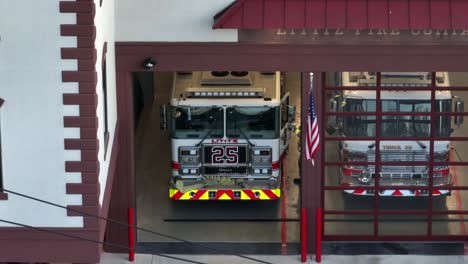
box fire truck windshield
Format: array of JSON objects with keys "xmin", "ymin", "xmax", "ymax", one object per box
[
  {"xmin": 342, "ymin": 99, "xmax": 452, "ymax": 137},
  {"xmin": 171, "ymin": 107, "xmax": 223, "ymax": 139},
  {"xmin": 226, "ymin": 107, "xmax": 279, "ymax": 139}
]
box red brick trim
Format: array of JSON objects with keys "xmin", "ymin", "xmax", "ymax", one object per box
[
  {"xmin": 79, "ymin": 82, "xmax": 98, "ymax": 94},
  {"xmin": 78, "ymin": 59, "xmax": 96, "ymax": 71},
  {"xmin": 64, "ymin": 116, "xmax": 98, "ymax": 128},
  {"xmin": 60, "ymin": 0, "xmax": 99, "ymax": 233},
  {"xmin": 61, "ymin": 48, "xmax": 97, "ymax": 60},
  {"xmin": 67, "ymin": 205, "xmax": 100, "ymax": 217},
  {"xmin": 78, "ymin": 37, "xmax": 95, "ymax": 48},
  {"xmin": 60, "ymin": 2, "xmax": 94, "ymax": 13},
  {"xmin": 64, "ymin": 139, "xmax": 99, "ymax": 150},
  {"xmin": 0, "ymin": 2, "xmax": 101, "ymax": 263},
  {"xmin": 80, "ymin": 105, "xmax": 98, "ymax": 117},
  {"xmin": 81, "ymin": 128, "xmax": 98, "ymax": 139},
  {"xmin": 62, "ymin": 71, "xmax": 98, "ymax": 82},
  {"xmin": 60, "ymin": 25, "xmax": 96, "ymax": 37},
  {"xmin": 81, "ymin": 173, "xmax": 99, "ymax": 184},
  {"xmin": 78, "ymin": 13, "xmax": 94, "ymax": 25},
  {"xmin": 63, "ymin": 93, "xmax": 98, "ymax": 105},
  {"xmin": 65, "ymin": 161, "xmax": 99, "ymax": 173},
  {"xmin": 66, "ymin": 183, "xmax": 100, "ymax": 195},
  {"xmin": 82, "ymin": 150, "xmax": 99, "ymax": 161},
  {"xmin": 82, "ymin": 194, "xmax": 99, "ymax": 206}
]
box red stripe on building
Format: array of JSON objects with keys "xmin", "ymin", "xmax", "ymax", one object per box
[{"xmin": 213, "ymin": 0, "xmax": 468, "ymax": 30}]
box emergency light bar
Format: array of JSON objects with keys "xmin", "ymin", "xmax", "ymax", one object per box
[{"xmin": 186, "ymin": 91, "xmax": 264, "ymax": 98}]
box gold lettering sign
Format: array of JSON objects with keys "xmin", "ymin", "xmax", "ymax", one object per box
[{"xmin": 239, "ymin": 29, "xmax": 468, "ymax": 44}]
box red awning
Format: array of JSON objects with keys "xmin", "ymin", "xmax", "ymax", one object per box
[{"xmin": 213, "ymin": 0, "xmax": 468, "ymax": 30}]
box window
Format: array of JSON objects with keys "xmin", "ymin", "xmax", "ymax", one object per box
[
  {"xmin": 102, "ymin": 43, "xmax": 109, "ymax": 159},
  {"xmin": 226, "ymin": 107, "xmax": 279, "ymax": 139},
  {"xmin": 0, "ymin": 98, "xmax": 6, "ymax": 200},
  {"xmin": 171, "ymin": 107, "xmax": 224, "ymax": 139}
]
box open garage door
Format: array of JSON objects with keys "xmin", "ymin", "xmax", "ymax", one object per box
[
  {"xmin": 133, "ymin": 71, "xmax": 303, "ymax": 254},
  {"xmin": 322, "ymin": 72, "xmax": 468, "ymax": 244}
]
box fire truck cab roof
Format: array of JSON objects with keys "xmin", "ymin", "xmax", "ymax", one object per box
[
  {"xmin": 171, "ymin": 71, "xmax": 281, "ymax": 107},
  {"xmin": 342, "ymin": 72, "xmax": 452, "ymax": 100}
]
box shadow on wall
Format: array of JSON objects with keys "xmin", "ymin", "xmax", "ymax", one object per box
[{"xmin": 133, "ymin": 72, "xmax": 154, "ymax": 128}]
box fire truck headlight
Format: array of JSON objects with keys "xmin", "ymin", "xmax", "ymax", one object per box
[
  {"xmin": 181, "ymin": 156, "xmax": 200, "ymax": 164},
  {"xmin": 179, "ymin": 147, "xmax": 200, "ymax": 164},
  {"xmin": 252, "ymin": 147, "xmax": 272, "ymax": 165},
  {"xmin": 179, "ymin": 167, "xmax": 199, "ymax": 175},
  {"xmin": 252, "ymin": 168, "xmax": 271, "ymax": 175},
  {"xmin": 267, "ymin": 177, "xmax": 278, "ymax": 188}
]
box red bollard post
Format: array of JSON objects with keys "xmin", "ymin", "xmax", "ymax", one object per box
[
  {"xmin": 315, "ymin": 208, "xmax": 322, "ymax": 263},
  {"xmin": 301, "ymin": 208, "xmax": 307, "ymax": 262},
  {"xmin": 128, "ymin": 208, "xmax": 135, "ymax": 262}
]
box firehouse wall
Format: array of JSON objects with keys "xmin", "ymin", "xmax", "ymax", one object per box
[{"xmin": 107, "ymin": 42, "xmax": 468, "ymax": 253}]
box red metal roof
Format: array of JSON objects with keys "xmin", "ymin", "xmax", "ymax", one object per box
[{"xmin": 213, "ymin": 0, "xmax": 468, "ymax": 30}]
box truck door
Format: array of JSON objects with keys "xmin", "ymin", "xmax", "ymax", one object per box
[{"xmin": 280, "ymin": 93, "xmax": 292, "ymax": 157}]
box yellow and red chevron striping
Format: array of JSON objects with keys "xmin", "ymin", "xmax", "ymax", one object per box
[{"xmin": 169, "ymin": 189, "xmax": 281, "ymax": 200}]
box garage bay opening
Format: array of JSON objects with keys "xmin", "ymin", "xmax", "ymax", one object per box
[{"xmin": 132, "ymin": 71, "xmax": 302, "ymax": 254}]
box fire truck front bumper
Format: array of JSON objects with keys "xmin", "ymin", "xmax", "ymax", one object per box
[
  {"xmin": 169, "ymin": 176, "xmax": 281, "ymax": 200},
  {"xmin": 169, "ymin": 188, "xmax": 281, "ymax": 200},
  {"xmin": 340, "ymin": 172, "xmax": 453, "ymax": 197}
]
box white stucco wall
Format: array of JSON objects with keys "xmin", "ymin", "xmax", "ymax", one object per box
[
  {"xmin": 115, "ymin": 0, "xmax": 238, "ymax": 42},
  {"xmin": 95, "ymin": 0, "xmax": 117, "ymax": 205},
  {"xmin": 0, "ymin": 0, "xmax": 82, "ymax": 227}
]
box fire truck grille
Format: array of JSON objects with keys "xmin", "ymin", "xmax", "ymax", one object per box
[
  {"xmin": 203, "ymin": 166, "xmax": 249, "ymax": 175},
  {"xmin": 367, "ymin": 150, "xmax": 428, "ymax": 178},
  {"xmin": 203, "ymin": 145, "xmax": 248, "ymax": 164}
]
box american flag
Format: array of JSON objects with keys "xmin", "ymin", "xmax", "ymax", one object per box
[{"xmin": 305, "ymin": 73, "xmax": 320, "ymax": 165}]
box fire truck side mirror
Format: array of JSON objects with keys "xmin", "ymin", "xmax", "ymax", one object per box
[
  {"xmin": 329, "ymin": 96, "xmax": 339, "ymax": 112},
  {"xmin": 288, "ymin": 105, "xmax": 296, "ymax": 122},
  {"xmin": 454, "ymin": 99, "xmax": 464, "ymax": 127},
  {"xmin": 160, "ymin": 104, "xmax": 168, "ymax": 132}
]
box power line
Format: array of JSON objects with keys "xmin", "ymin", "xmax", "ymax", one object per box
[
  {"xmin": 0, "ymin": 218, "xmax": 206, "ymax": 264},
  {"xmin": 1, "ymin": 188, "xmax": 273, "ymax": 264}
]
